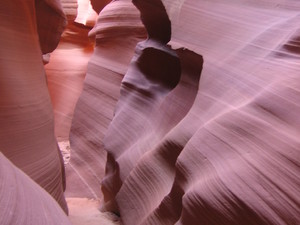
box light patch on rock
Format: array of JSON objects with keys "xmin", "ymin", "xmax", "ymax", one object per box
[
  {"xmin": 58, "ymin": 140, "xmax": 71, "ymax": 165},
  {"xmin": 67, "ymin": 198, "xmax": 120, "ymax": 225}
]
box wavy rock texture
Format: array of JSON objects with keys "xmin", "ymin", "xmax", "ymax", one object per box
[
  {"xmin": 61, "ymin": 0, "xmax": 78, "ymax": 20},
  {"xmin": 68, "ymin": 0, "xmax": 146, "ymax": 198},
  {"xmin": 68, "ymin": 0, "xmax": 300, "ymax": 224},
  {"xmin": 0, "ymin": 0, "xmax": 68, "ymax": 213},
  {"xmin": 0, "ymin": 153, "xmax": 71, "ymax": 225},
  {"xmin": 85, "ymin": 0, "xmax": 299, "ymax": 224}
]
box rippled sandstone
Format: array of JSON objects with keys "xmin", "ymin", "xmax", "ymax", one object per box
[{"xmin": 1, "ymin": 0, "xmax": 299, "ymax": 224}]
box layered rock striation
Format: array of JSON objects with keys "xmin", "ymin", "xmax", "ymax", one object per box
[
  {"xmin": 1, "ymin": 0, "xmax": 299, "ymax": 224},
  {"xmin": 68, "ymin": 0, "xmax": 147, "ymax": 198},
  {"xmin": 0, "ymin": 153, "xmax": 71, "ymax": 225},
  {"xmin": 72, "ymin": 0, "xmax": 299, "ymax": 224},
  {"xmin": 0, "ymin": 0, "xmax": 68, "ymax": 215}
]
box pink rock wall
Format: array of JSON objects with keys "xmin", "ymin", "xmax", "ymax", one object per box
[
  {"xmin": 68, "ymin": 0, "xmax": 147, "ymax": 198},
  {"xmin": 45, "ymin": 22, "xmax": 94, "ymax": 141},
  {"xmin": 0, "ymin": 153, "xmax": 71, "ymax": 225},
  {"xmin": 0, "ymin": 0, "xmax": 68, "ymax": 214},
  {"xmin": 1, "ymin": 0, "xmax": 299, "ymax": 224},
  {"xmin": 70, "ymin": 0, "xmax": 300, "ymax": 224}
]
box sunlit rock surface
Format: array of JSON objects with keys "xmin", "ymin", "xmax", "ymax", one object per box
[
  {"xmin": 67, "ymin": 198, "xmax": 120, "ymax": 225},
  {"xmin": 0, "ymin": 0, "xmax": 68, "ymax": 213},
  {"xmin": 45, "ymin": 22, "xmax": 94, "ymax": 141},
  {"xmin": 75, "ymin": 0, "xmax": 98, "ymax": 27},
  {"xmin": 70, "ymin": 0, "xmax": 300, "ymax": 224}
]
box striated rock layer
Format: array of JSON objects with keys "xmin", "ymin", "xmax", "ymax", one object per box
[
  {"xmin": 0, "ymin": 153, "xmax": 71, "ymax": 225},
  {"xmin": 68, "ymin": 0, "xmax": 146, "ymax": 198},
  {"xmin": 0, "ymin": 0, "xmax": 68, "ymax": 214},
  {"xmin": 71, "ymin": 0, "xmax": 300, "ymax": 224}
]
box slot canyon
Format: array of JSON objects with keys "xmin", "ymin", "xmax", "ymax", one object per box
[{"xmin": 0, "ymin": 0, "xmax": 299, "ymax": 224}]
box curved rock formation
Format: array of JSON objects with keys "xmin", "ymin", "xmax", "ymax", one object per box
[
  {"xmin": 0, "ymin": 153, "xmax": 71, "ymax": 225},
  {"xmin": 45, "ymin": 19, "xmax": 94, "ymax": 142},
  {"xmin": 35, "ymin": 0, "xmax": 67, "ymax": 54},
  {"xmin": 68, "ymin": 0, "xmax": 146, "ymax": 198},
  {"xmin": 0, "ymin": 0, "xmax": 68, "ymax": 213},
  {"xmin": 41, "ymin": 0, "xmax": 299, "ymax": 224},
  {"xmin": 60, "ymin": 0, "xmax": 78, "ymax": 21},
  {"xmin": 132, "ymin": 0, "xmax": 171, "ymax": 44},
  {"xmin": 93, "ymin": 0, "xmax": 299, "ymax": 224}
]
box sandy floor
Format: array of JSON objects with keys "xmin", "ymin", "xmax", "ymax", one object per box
[
  {"xmin": 59, "ymin": 142, "xmax": 119, "ymax": 225},
  {"xmin": 67, "ymin": 198, "xmax": 120, "ymax": 225}
]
